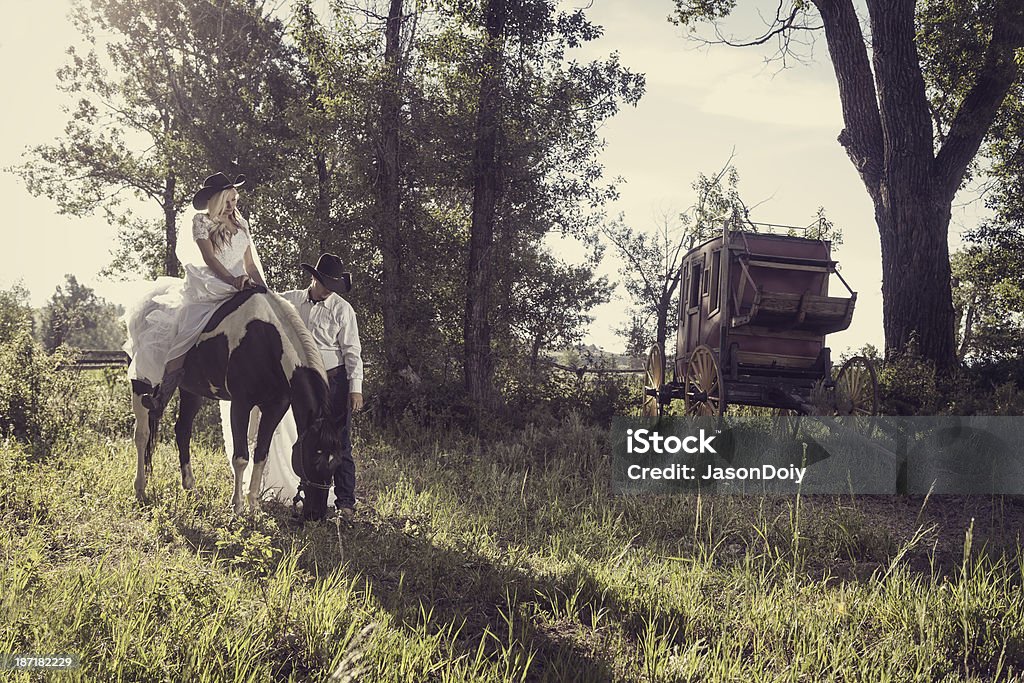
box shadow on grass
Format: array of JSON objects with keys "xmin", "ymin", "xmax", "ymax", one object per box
[
  {"xmin": 155, "ymin": 440, "xmax": 1024, "ymax": 681},
  {"xmin": 293, "ymin": 509, "xmax": 618, "ymax": 681}
]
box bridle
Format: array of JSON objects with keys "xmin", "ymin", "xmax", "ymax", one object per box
[{"xmin": 291, "ymin": 429, "xmax": 333, "ymax": 506}]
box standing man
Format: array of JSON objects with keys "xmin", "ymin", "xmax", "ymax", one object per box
[{"xmin": 282, "ymin": 253, "xmax": 364, "ymax": 519}]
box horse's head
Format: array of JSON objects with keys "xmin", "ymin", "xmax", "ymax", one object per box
[{"xmin": 291, "ymin": 409, "xmax": 347, "ymax": 521}]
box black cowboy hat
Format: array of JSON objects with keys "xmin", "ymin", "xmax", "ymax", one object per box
[
  {"xmin": 302, "ymin": 253, "xmax": 352, "ymax": 295},
  {"xmin": 192, "ymin": 172, "xmax": 246, "ymax": 210}
]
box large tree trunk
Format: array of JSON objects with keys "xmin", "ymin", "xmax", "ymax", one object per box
[
  {"xmin": 378, "ymin": 0, "xmax": 408, "ymax": 377},
  {"xmin": 811, "ymin": 0, "xmax": 1023, "ymax": 373},
  {"xmin": 163, "ymin": 174, "xmax": 180, "ymax": 277},
  {"xmin": 465, "ymin": 0, "xmax": 506, "ymax": 407},
  {"xmin": 875, "ymin": 189, "xmax": 957, "ymax": 366},
  {"xmin": 867, "ymin": 0, "xmax": 957, "ymax": 369}
]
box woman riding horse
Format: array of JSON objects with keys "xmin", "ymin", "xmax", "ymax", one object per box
[{"xmin": 124, "ymin": 173, "xmax": 340, "ymax": 520}]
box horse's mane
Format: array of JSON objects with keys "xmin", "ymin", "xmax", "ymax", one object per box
[{"xmin": 262, "ymin": 292, "xmax": 327, "ymax": 382}]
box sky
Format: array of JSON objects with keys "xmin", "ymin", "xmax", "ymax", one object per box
[{"xmin": 0, "ymin": 0, "xmax": 987, "ymax": 356}]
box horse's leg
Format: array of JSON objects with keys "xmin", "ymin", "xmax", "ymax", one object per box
[
  {"xmin": 174, "ymin": 390, "xmax": 203, "ymax": 491},
  {"xmin": 131, "ymin": 392, "xmax": 151, "ymax": 501},
  {"xmin": 247, "ymin": 398, "xmax": 289, "ymax": 510},
  {"xmin": 229, "ymin": 401, "xmax": 253, "ymax": 514}
]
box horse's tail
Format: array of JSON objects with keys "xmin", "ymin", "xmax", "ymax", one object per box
[{"xmin": 146, "ymin": 405, "xmax": 159, "ymax": 472}]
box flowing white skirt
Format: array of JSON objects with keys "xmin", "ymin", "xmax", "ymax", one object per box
[{"xmin": 123, "ymin": 265, "xmax": 242, "ymax": 386}]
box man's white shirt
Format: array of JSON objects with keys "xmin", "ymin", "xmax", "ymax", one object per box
[{"xmin": 282, "ymin": 289, "xmax": 364, "ymax": 394}]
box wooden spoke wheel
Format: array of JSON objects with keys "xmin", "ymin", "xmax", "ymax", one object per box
[
  {"xmin": 835, "ymin": 356, "xmax": 879, "ymax": 416},
  {"xmin": 641, "ymin": 344, "xmax": 665, "ymax": 419},
  {"xmin": 835, "ymin": 356, "xmax": 879, "ymax": 436},
  {"xmin": 683, "ymin": 345, "xmax": 725, "ymax": 417}
]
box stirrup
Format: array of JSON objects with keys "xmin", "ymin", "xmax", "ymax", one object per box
[{"xmin": 141, "ymin": 368, "xmax": 184, "ymax": 412}]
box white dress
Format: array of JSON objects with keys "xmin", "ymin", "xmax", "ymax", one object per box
[{"xmin": 124, "ymin": 214, "xmax": 252, "ymax": 386}]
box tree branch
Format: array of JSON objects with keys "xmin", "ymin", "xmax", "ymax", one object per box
[
  {"xmin": 601, "ymin": 226, "xmax": 660, "ymax": 301},
  {"xmin": 934, "ymin": 0, "xmax": 1024, "ymax": 200},
  {"xmin": 710, "ymin": 1, "xmax": 822, "ymax": 50},
  {"xmin": 812, "ymin": 0, "xmax": 884, "ymax": 199}
]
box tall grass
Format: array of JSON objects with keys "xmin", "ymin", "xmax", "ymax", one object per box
[{"xmin": 2, "ymin": 411, "xmax": 1023, "ymax": 681}]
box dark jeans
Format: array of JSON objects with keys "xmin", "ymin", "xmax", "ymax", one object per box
[{"xmin": 328, "ymin": 369, "xmax": 355, "ymax": 508}]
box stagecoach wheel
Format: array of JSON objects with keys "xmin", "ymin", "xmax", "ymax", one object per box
[
  {"xmin": 641, "ymin": 344, "xmax": 665, "ymax": 419},
  {"xmin": 683, "ymin": 345, "xmax": 725, "ymax": 417},
  {"xmin": 835, "ymin": 356, "xmax": 879, "ymax": 436}
]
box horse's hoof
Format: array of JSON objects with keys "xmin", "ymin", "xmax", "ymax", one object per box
[
  {"xmin": 134, "ymin": 480, "xmax": 146, "ymax": 501},
  {"xmin": 232, "ymin": 498, "xmax": 244, "ymax": 515},
  {"xmin": 246, "ymin": 493, "xmax": 261, "ymax": 511}
]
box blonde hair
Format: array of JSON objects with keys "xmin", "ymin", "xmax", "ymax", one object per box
[{"xmin": 204, "ymin": 188, "xmax": 245, "ymax": 252}]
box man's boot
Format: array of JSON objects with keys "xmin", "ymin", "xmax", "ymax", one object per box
[{"xmin": 141, "ymin": 367, "xmax": 185, "ymax": 412}]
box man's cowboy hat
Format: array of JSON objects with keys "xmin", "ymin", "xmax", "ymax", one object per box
[
  {"xmin": 192, "ymin": 172, "xmax": 247, "ymax": 210},
  {"xmin": 302, "ymin": 253, "xmax": 353, "ymax": 295}
]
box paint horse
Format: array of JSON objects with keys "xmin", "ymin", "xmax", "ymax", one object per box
[{"xmin": 130, "ymin": 288, "xmax": 343, "ymax": 520}]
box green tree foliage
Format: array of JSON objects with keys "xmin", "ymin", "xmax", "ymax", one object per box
[
  {"xmin": 505, "ymin": 247, "xmax": 612, "ymax": 371},
  {"xmin": 0, "ymin": 283, "xmax": 34, "ymax": 345},
  {"xmin": 288, "ymin": 1, "xmax": 643, "ymax": 403},
  {"xmin": 0, "ymin": 331, "xmax": 81, "ymax": 453},
  {"xmin": 422, "ymin": 0, "xmax": 645, "ymax": 405},
  {"xmin": 13, "ymin": 0, "xmax": 302, "ymax": 278},
  {"xmin": 16, "ymin": 0, "xmax": 643, "ymax": 414},
  {"xmin": 605, "ymin": 161, "xmax": 748, "ymax": 360},
  {"xmin": 951, "ymin": 245, "xmax": 1024, "ymax": 362},
  {"xmin": 39, "ymin": 275, "xmax": 124, "ymax": 352},
  {"xmin": 670, "ymin": 0, "xmax": 1024, "ymax": 372}
]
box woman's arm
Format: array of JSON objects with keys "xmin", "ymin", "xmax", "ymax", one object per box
[
  {"xmin": 243, "ymin": 246, "xmax": 267, "ymax": 287},
  {"xmin": 197, "ymin": 238, "xmax": 249, "ymax": 289}
]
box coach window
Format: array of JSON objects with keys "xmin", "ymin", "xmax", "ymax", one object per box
[
  {"xmin": 709, "ymin": 249, "xmax": 722, "ymax": 315},
  {"xmin": 688, "ymin": 261, "xmax": 702, "ymax": 311}
]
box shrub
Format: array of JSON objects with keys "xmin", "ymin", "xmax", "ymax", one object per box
[
  {"xmin": 878, "ymin": 352, "xmax": 942, "ymax": 415},
  {"xmin": 0, "ymin": 283, "xmax": 33, "ymax": 344},
  {"xmin": 0, "ymin": 333, "xmax": 137, "ymax": 455},
  {"xmin": 875, "ymin": 345, "xmax": 1024, "ymax": 416},
  {"xmin": 502, "ymin": 364, "xmax": 636, "ymax": 428},
  {"xmin": 0, "ymin": 331, "xmax": 80, "ymax": 454}
]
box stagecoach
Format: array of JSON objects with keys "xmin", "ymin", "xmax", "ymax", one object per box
[{"xmin": 642, "ymin": 221, "xmax": 878, "ymax": 418}]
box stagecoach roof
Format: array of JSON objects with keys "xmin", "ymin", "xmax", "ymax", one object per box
[{"xmin": 683, "ymin": 222, "xmax": 834, "ymax": 263}]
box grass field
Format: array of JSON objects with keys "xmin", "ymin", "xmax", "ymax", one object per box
[{"xmin": 2, "ymin": 414, "xmax": 1024, "ymax": 682}]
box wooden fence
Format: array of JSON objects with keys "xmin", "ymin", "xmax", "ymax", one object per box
[
  {"xmin": 62, "ymin": 350, "xmax": 644, "ymax": 378},
  {"xmin": 62, "ymin": 349, "xmax": 131, "ymax": 370}
]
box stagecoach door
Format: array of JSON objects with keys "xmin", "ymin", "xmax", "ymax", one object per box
[{"xmin": 681, "ymin": 256, "xmax": 704, "ymax": 360}]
